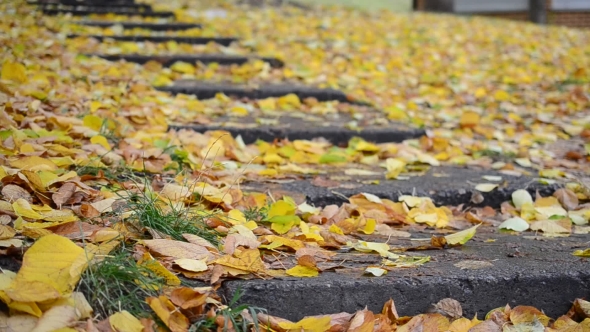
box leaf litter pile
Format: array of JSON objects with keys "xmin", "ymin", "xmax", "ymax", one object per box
[{"xmin": 1, "ymin": 0, "xmax": 590, "ymax": 330}]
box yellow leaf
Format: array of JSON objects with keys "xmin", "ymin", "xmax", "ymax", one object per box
[
  {"xmin": 259, "ymin": 235, "xmax": 305, "ymax": 250},
  {"xmin": 278, "ymin": 316, "xmax": 332, "ymax": 332},
  {"xmin": 1, "ymin": 61, "xmax": 27, "ymax": 83},
  {"xmin": 267, "ymin": 200, "xmax": 297, "ymax": 219},
  {"xmin": 170, "ymin": 61, "xmax": 195, "ymax": 74},
  {"xmin": 82, "ymin": 115, "xmax": 103, "ymax": 132},
  {"xmin": 71, "ymin": 292, "xmax": 93, "ymax": 319},
  {"xmin": 475, "ymin": 183, "xmax": 498, "ymax": 192},
  {"xmin": 152, "ymin": 75, "xmax": 173, "ymax": 86},
  {"xmin": 109, "ymin": 311, "xmax": 144, "ymax": 332},
  {"xmin": 174, "ymin": 258, "xmax": 208, "ymax": 273},
  {"xmin": 5, "ymin": 234, "xmax": 91, "ymax": 302},
  {"xmin": 286, "ymin": 265, "xmax": 319, "ymax": 277},
  {"xmin": 257, "ymin": 98, "xmax": 276, "ymax": 111},
  {"xmin": 494, "ymin": 90, "xmax": 510, "ymax": 101},
  {"xmin": 0, "ymin": 225, "xmax": 16, "ymax": 240},
  {"xmin": 90, "ymin": 135, "xmax": 111, "ymax": 150},
  {"xmin": 213, "ymin": 249, "xmax": 265, "ymax": 273},
  {"xmin": 143, "ymin": 239, "xmax": 214, "ymax": 261},
  {"xmin": 445, "ymin": 224, "xmax": 480, "ymax": 245},
  {"xmin": 89, "ymin": 101, "xmax": 103, "ymax": 113},
  {"xmin": 329, "ymin": 224, "xmax": 344, "ymax": 235},
  {"xmin": 12, "ymin": 199, "xmax": 43, "ymax": 220},
  {"xmin": 359, "ymin": 218, "xmax": 376, "ymax": 235},
  {"xmin": 385, "ymin": 158, "xmax": 406, "ymax": 179},
  {"xmin": 138, "ymin": 253, "xmax": 181, "ymax": 286},
  {"xmin": 10, "ymin": 156, "xmax": 57, "ymax": 172},
  {"xmin": 459, "ymin": 111, "xmax": 480, "ymax": 128},
  {"xmin": 277, "ymin": 93, "xmax": 301, "ymax": 109},
  {"xmin": 147, "ymin": 296, "xmax": 189, "ymax": 332}
]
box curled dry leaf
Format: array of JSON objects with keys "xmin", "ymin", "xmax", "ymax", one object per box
[
  {"xmin": 1, "ymin": 185, "xmax": 32, "ymax": 203},
  {"xmin": 553, "ymin": 188, "xmax": 579, "ymax": 210},
  {"xmin": 52, "ymin": 182, "xmax": 77, "ymax": 207},
  {"xmin": 429, "ymin": 298, "xmax": 463, "ymax": 320}
]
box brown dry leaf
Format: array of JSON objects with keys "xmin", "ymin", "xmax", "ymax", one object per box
[
  {"xmin": 448, "ymin": 317, "xmax": 473, "ymax": 332},
  {"xmin": 375, "ymin": 224, "xmax": 412, "ymax": 237},
  {"xmin": 554, "ymin": 188, "xmax": 579, "ymax": 210},
  {"xmin": 468, "ymin": 319, "xmax": 500, "ymax": 332},
  {"xmin": 223, "ymin": 234, "xmax": 260, "ymax": 255},
  {"xmin": 382, "ymin": 298, "xmax": 399, "ymax": 323},
  {"xmin": 169, "ymin": 287, "xmax": 209, "ymax": 310},
  {"xmin": 0, "ymin": 312, "xmax": 38, "ymax": 332},
  {"xmin": 146, "ymin": 296, "xmax": 189, "ymax": 332},
  {"xmin": 183, "ymin": 233, "xmax": 218, "ymax": 251},
  {"xmin": 398, "ymin": 313, "xmax": 450, "ymax": 332},
  {"xmin": 573, "ymin": 299, "xmax": 590, "ymax": 320},
  {"xmin": 52, "ymin": 183, "xmax": 76, "ymax": 207},
  {"xmin": 214, "ymin": 248, "xmax": 266, "ymax": 274},
  {"xmin": 429, "ymin": 298, "xmax": 463, "ymax": 319},
  {"xmin": 509, "ymin": 306, "xmax": 550, "ymax": 326},
  {"xmin": 79, "ymin": 203, "xmax": 100, "ymax": 218},
  {"xmin": 32, "ymin": 305, "xmax": 78, "ymax": 332},
  {"xmin": 348, "ymin": 308, "xmax": 375, "ymax": 332},
  {"xmin": 1, "ymin": 185, "xmax": 32, "ymax": 203},
  {"xmin": 297, "ymin": 255, "xmax": 317, "ymax": 268},
  {"xmin": 144, "ymin": 239, "xmax": 215, "ymax": 261},
  {"xmin": 0, "ymin": 225, "xmax": 16, "ymax": 240}
]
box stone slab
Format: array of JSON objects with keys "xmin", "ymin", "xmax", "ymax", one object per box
[
  {"xmin": 159, "ymin": 80, "xmax": 359, "ymax": 102},
  {"xmin": 220, "ymin": 231, "xmax": 590, "ymax": 321},
  {"xmin": 241, "ymin": 165, "xmax": 561, "ymax": 208},
  {"xmin": 71, "ymin": 35, "xmax": 237, "ymax": 46},
  {"xmin": 42, "ymin": 8, "xmax": 174, "ymax": 17},
  {"xmin": 90, "ymin": 54, "xmax": 284, "ymax": 68},
  {"xmin": 170, "ymin": 121, "xmax": 424, "ymax": 145},
  {"xmin": 72, "ymin": 21, "xmax": 202, "ymax": 30},
  {"xmin": 37, "ymin": 2, "xmax": 151, "ymax": 9}
]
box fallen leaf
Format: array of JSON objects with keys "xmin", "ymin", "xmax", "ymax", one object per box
[
  {"xmin": 553, "ymin": 188, "xmax": 578, "ymax": 210},
  {"xmin": 174, "ymin": 258, "xmax": 208, "ymax": 273},
  {"xmin": 5, "ymin": 234, "xmax": 90, "ymax": 302},
  {"xmin": 144, "ymin": 239, "xmax": 214, "ymax": 261},
  {"xmin": 512, "ymin": 190, "xmax": 533, "ymax": 210},
  {"xmin": 365, "ymin": 266, "xmax": 387, "ymax": 277},
  {"xmin": 475, "ymin": 183, "xmax": 498, "ymax": 192},
  {"xmin": 32, "ymin": 305, "xmax": 78, "ymax": 332},
  {"xmin": 286, "ymin": 265, "xmax": 319, "ymax": 277},
  {"xmin": 1, "ymin": 185, "xmax": 32, "ymax": 203},
  {"xmin": 499, "ymin": 217, "xmax": 529, "ymax": 232},
  {"xmin": 109, "ymin": 311, "xmax": 144, "ymax": 332},
  {"xmin": 429, "ymin": 298, "xmax": 462, "ymax": 319},
  {"xmin": 445, "ymin": 224, "xmax": 479, "ymax": 245}
]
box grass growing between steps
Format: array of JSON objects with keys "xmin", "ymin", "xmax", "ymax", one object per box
[{"xmin": 78, "ymin": 248, "xmax": 165, "ymax": 319}]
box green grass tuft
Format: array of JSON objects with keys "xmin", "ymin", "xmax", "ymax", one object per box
[
  {"xmin": 78, "ymin": 247, "xmax": 164, "ymax": 319},
  {"xmin": 126, "ymin": 190, "xmax": 220, "ymax": 245}
]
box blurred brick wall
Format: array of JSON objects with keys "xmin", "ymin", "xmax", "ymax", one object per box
[{"xmin": 415, "ymin": 0, "xmax": 590, "ymax": 28}]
